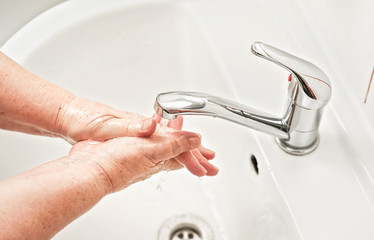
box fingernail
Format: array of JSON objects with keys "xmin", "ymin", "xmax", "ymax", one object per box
[
  {"xmin": 141, "ymin": 118, "xmax": 153, "ymax": 131},
  {"xmin": 205, "ymin": 148, "xmax": 216, "ymax": 155},
  {"xmin": 188, "ymin": 136, "xmax": 201, "ymax": 148},
  {"xmin": 197, "ymin": 170, "xmax": 207, "ymax": 177}
]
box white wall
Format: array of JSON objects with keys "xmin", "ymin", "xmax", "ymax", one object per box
[{"xmin": 0, "ymin": 0, "xmax": 66, "ymax": 46}]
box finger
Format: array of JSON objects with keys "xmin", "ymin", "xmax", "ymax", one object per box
[
  {"xmin": 192, "ymin": 149, "xmax": 219, "ymax": 176},
  {"xmin": 175, "ymin": 151, "xmax": 207, "ymax": 177},
  {"xmin": 95, "ymin": 117, "xmax": 157, "ymax": 139},
  {"xmin": 115, "ymin": 111, "xmax": 144, "ymax": 120},
  {"xmin": 163, "ymin": 158, "xmax": 184, "ymax": 171},
  {"xmin": 125, "ymin": 117, "xmax": 157, "ymax": 137},
  {"xmin": 143, "ymin": 131, "xmax": 201, "ymax": 161},
  {"xmin": 167, "ymin": 116, "xmax": 183, "ymax": 130},
  {"xmin": 198, "ymin": 146, "xmax": 215, "ymax": 160}
]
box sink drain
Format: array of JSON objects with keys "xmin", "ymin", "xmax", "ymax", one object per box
[
  {"xmin": 158, "ymin": 214, "xmax": 214, "ymax": 240},
  {"xmin": 171, "ymin": 227, "xmax": 201, "ymax": 240}
]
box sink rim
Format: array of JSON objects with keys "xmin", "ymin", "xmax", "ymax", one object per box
[{"xmin": 3, "ymin": 0, "xmax": 374, "ymax": 239}]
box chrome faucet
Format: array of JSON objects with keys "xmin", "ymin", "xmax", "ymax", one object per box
[{"xmin": 154, "ymin": 42, "xmax": 332, "ymax": 155}]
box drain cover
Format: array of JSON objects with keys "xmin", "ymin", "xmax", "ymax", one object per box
[
  {"xmin": 171, "ymin": 227, "xmax": 201, "ymax": 240},
  {"xmin": 158, "ymin": 214, "xmax": 214, "ymax": 240}
]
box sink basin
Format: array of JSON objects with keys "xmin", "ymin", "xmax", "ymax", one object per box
[
  {"xmin": 0, "ymin": 0, "xmax": 300, "ymax": 239},
  {"xmin": 1, "ymin": 0, "xmax": 374, "ymax": 239}
]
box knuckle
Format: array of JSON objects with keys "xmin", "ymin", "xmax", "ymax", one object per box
[
  {"xmin": 170, "ymin": 137, "xmax": 182, "ymax": 156},
  {"xmin": 124, "ymin": 120, "xmax": 132, "ymax": 135}
]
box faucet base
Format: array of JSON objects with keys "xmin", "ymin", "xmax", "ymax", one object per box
[{"xmin": 275, "ymin": 136, "xmax": 320, "ymax": 156}]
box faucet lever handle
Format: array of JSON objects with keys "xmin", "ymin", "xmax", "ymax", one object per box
[{"xmin": 251, "ymin": 42, "xmax": 331, "ymax": 109}]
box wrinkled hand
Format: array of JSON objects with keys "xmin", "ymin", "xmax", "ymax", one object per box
[
  {"xmin": 57, "ymin": 97, "xmax": 157, "ymax": 143},
  {"xmin": 58, "ymin": 97, "xmax": 218, "ymax": 182},
  {"xmin": 152, "ymin": 114, "xmax": 218, "ymax": 177},
  {"xmin": 69, "ymin": 128, "xmax": 218, "ymax": 193}
]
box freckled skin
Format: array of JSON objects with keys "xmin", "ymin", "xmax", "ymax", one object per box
[
  {"xmin": 0, "ymin": 52, "xmax": 157, "ymax": 141},
  {"xmin": 0, "ymin": 52, "xmax": 218, "ymax": 239},
  {"xmin": 0, "ymin": 129, "xmax": 211, "ymax": 239}
]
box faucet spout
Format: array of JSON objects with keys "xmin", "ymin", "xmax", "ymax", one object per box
[{"xmin": 155, "ymin": 91, "xmax": 289, "ymax": 139}]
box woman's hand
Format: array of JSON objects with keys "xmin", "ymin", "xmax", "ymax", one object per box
[
  {"xmin": 57, "ymin": 96, "xmax": 219, "ymax": 178},
  {"xmin": 0, "ymin": 124, "xmax": 218, "ymax": 239},
  {"xmin": 152, "ymin": 114, "xmax": 218, "ymax": 177},
  {"xmin": 69, "ymin": 128, "xmax": 218, "ymax": 193},
  {"xmin": 0, "ymin": 51, "xmax": 218, "ymax": 177},
  {"xmin": 0, "ymin": 52, "xmax": 157, "ymax": 142},
  {"xmin": 56, "ymin": 97, "xmax": 157, "ymax": 143}
]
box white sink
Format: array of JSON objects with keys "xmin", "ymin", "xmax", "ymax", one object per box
[{"xmin": 1, "ymin": 0, "xmax": 374, "ymax": 239}]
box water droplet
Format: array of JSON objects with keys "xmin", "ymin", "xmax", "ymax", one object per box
[
  {"xmin": 156, "ymin": 171, "xmax": 168, "ymax": 192},
  {"xmin": 160, "ymin": 171, "xmax": 168, "ymax": 182}
]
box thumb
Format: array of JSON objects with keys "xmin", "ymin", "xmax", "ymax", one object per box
[
  {"xmin": 142, "ymin": 131, "xmax": 202, "ymax": 162},
  {"xmin": 124, "ymin": 117, "xmax": 157, "ymax": 137},
  {"xmin": 92, "ymin": 117, "xmax": 157, "ymax": 140}
]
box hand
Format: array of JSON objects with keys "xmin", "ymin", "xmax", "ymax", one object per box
[
  {"xmin": 56, "ymin": 97, "xmax": 157, "ymax": 143},
  {"xmin": 69, "ymin": 129, "xmax": 216, "ymax": 193},
  {"xmin": 57, "ymin": 98, "xmax": 219, "ymax": 177},
  {"xmin": 153, "ymin": 114, "xmax": 218, "ymax": 177},
  {"xmin": 0, "ymin": 52, "xmax": 156, "ymax": 143}
]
